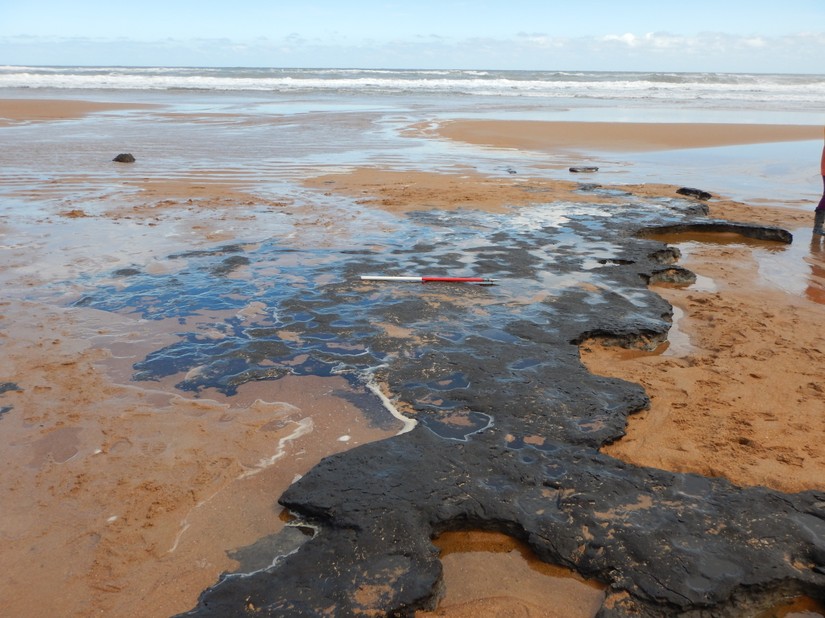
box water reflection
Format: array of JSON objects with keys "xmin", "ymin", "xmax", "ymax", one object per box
[
  {"xmin": 426, "ymin": 530, "xmax": 605, "ymax": 618},
  {"xmin": 807, "ymin": 233, "xmax": 825, "ymax": 305}
]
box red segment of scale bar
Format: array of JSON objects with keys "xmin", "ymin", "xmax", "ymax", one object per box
[{"xmin": 421, "ymin": 277, "xmax": 490, "ymax": 283}]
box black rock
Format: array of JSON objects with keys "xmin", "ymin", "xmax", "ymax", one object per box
[
  {"xmin": 113, "ymin": 153, "xmax": 135, "ymax": 163},
  {"xmin": 0, "ymin": 382, "xmax": 20, "ymax": 395},
  {"xmin": 112, "ymin": 268, "xmax": 141, "ymax": 277},
  {"xmin": 570, "ymin": 166, "xmax": 599, "ymax": 173},
  {"xmin": 641, "ymin": 221, "xmax": 793, "ymax": 244},
  {"xmin": 676, "ymin": 187, "xmax": 712, "ymax": 200},
  {"xmin": 645, "ymin": 266, "xmax": 697, "ymax": 285}
]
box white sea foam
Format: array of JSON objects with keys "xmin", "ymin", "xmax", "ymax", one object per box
[
  {"xmin": 238, "ymin": 417, "xmax": 315, "ymax": 479},
  {"xmin": 360, "ymin": 368, "xmax": 417, "ymax": 434}
]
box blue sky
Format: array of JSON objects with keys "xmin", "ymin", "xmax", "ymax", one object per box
[{"xmin": 1, "ymin": 0, "xmax": 824, "ymax": 72}]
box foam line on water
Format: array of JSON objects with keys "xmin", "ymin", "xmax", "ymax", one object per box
[{"xmin": 363, "ymin": 371, "xmax": 417, "ymax": 434}]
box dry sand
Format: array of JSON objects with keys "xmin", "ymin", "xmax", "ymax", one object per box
[
  {"xmin": 582, "ymin": 199, "xmax": 825, "ymax": 494},
  {"xmin": 0, "ymin": 98, "xmax": 155, "ymax": 126},
  {"xmin": 2, "ymin": 102, "xmax": 824, "ymax": 617},
  {"xmin": 434, "ymin": 119, "xmax": 823, "ymax": 153}
]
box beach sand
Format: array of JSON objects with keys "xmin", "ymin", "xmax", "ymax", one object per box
[
  {"xmin": 434, "ymin": 119, "xmax": 823, "ymax": 153},
  {"xmin": 583, "ymin": 201, "xmax": 825, "ymax": 494},
  {"xmin": 0, "ymin": 98, "xmax": 156, "ymax": 126},
  {"xmin": 0, "ymin": 299, "xmax": 403, "ymax": 617},
  {"xmin": 1, "ymin": 100, "xmax": 823, "ymax": 617}
]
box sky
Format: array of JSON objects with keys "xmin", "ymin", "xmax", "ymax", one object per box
[{"xmin": 1, "ymin": 0, "xmax": 824, "ymax": 72}]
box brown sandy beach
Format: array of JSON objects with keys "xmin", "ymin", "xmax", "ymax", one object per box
[
  {"xmin": 0, "ymin": 98, "xmax": 156, "ymax": 126},
  {"xmin": 584, "ymin": 202, "xmax": 825, "ymax": 494},
  {"xmin": 1, "ymin": 100, "xmax": 824, "ymax": 617},
  {"xmin": 435, "ymin": 119, "xmax": 823, "ymax": 153}
]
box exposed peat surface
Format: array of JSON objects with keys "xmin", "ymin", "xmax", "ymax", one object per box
[{"xmin": 38, "ymin": 184, "xmax": 825, "ymax": 616}]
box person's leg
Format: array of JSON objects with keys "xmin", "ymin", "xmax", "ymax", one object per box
[{"xmin": 815, "ymin": 176, "xmax": 825, "ymax": 235}]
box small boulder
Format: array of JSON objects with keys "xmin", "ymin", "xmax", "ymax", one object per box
[
  {"xmin": 113, "ymin": 153, "xmax": 135, "ymax": 163},
  {"xmin": 60, "ymin": 209, "xmax": 89, "ymax": 218},
  {"xmin": 676, "ymin": 187, "xmax": 712, "ymax": 200}
]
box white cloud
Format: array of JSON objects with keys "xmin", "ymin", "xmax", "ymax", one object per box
[
  {"xmin": 743, "ymin": 37, "xmax": 768, "ymax": 48},
  {"xmin": 0, "ymin": 30, "xmax": 823, "ymax": 73},
  {"xmin": 602, "ymin": 33, "xmax": 640, "ymax": 47}
]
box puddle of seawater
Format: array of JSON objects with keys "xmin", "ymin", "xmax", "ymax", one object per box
[
  {"xmin": 423, "ymin": 530, "xmax": 605, "ymax": 617},
  {"xmin": 743, "ymin": 228, "xmax": 825, "ymax": 302},
  {"xmin": 25, "ymin": 426, "xmax": 83, "ymax": 467},
  {"xmin": 805, "ymin": 238, "xmax": 825, "ymax": 305},
  {"xmin": 661, "ymin": 305, "xmax": 692, "ymax": 357},
  {"xmin": 643, "ymin": 230, "xmax": 790, "ymax": 249},
  {"xmin": 691, "ymin": 273, "xmax": 719, "ymax": 293},
  {"xmin": 642, "ymin": 228, "xmax": 825, "ymax": 301},
  {"xmin": 757, "ymin": 596, "xmax": 825, "ymax": 618}
]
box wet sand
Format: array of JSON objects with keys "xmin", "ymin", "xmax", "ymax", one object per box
[
  {"xmin": 2, "ymin": 99, "xmax": 824, "ymax": 617},
  {"xmin": 0, "ymin": 301, "xmax": 402, "ymax": 617},
  {"xmin": 422, "ymin": 531, "xmax": 606, "ymax": 618},
  {"xmin": 305, "ymin": 167, "xmax": 612, "ymax": 214},
  {"xmin": 0, "ymin": 101, "xmax": 406, "ymax": 615}
]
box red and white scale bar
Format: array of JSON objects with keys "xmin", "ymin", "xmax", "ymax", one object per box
[{"xmin": 360, "ymin": 275, "xmax": 496, "ymax": 285}]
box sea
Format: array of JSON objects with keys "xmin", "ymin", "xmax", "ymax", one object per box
[{"xmin": 0, "ymin": 65, "xmax": 823, "ymax": 108}]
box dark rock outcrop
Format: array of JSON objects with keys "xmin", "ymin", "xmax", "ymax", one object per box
[
  {"xmin": 676, "ymin": 187, "xmax": 712, "ymax": 200},
  {"xmin": 641, "ymin": 221, "xmax": 793, "ymax": 244}
]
